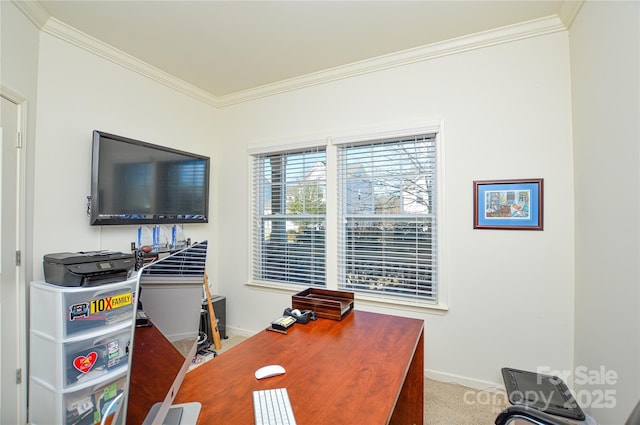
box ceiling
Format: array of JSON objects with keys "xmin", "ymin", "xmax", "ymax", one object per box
[{"xmin": 34, "ymin": 1, "xmax": 577, "ymax": 100}]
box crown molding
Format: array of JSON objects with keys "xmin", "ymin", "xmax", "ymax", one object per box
[
  {"xmin": 15, "ymin": 1, "xmax": 568, "ymax": 109},
  {"xmin": 557, "ymin": 0, "xmax": 585, "ymax": 29},
  {"xmin": 11, "ymin": 0, "xmax": 49, "ymax": 28},
  {"xmin": 216, "ymin": 15, "xmax": 567, "ymax": 107},
  {"xmin": 40, "ymin": 17, "xmax": 220, "ymax": 107}
]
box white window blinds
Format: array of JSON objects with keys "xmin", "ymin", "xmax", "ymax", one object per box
[
  {"xmin": 337, "ymin": 134, "xmax": 438, "ymax": 302},
  {"xmin": 252, "ymin": 147, "xmax": 327, "ymax": 286}
]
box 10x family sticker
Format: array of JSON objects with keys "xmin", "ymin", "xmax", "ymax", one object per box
[{"xmin": 68, "ymin": 292, "xmax": 133, "ymax": 321}]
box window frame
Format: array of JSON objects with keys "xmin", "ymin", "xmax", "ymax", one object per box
[
  {"xmin": 249, "ymin": 141, "xmax": 328, "ymax": 289},
  {"xmin": 248, "ymin": 122, "xmax": 447, "ymax": 313},
  {"xmin": 336, "ymin": 134, "xmax": 438, "ymax": 303}
]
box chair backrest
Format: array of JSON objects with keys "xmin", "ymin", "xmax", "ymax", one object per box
[
  {"xmin": 497, "ymin": 400, "xmax": 640, "ymax": 425},
  {"xmin": 495, "ymin": 405, "xmax": 573, "ymax": 425}
]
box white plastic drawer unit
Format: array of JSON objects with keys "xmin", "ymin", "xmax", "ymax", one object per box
[
  {"xmin": 31, "ymin": 278, "xmax": 137, "ymax": 338},
  {"xmin": 29, "ymin": 371, "xmax": 126, "ymax": 425},
  {"xmin": 30, "ymin": 323, "xmax": 131, "ymax": 389},
  {"xmin": 29, "ymin": 278, "xmax": 139, "ymax": 425}
]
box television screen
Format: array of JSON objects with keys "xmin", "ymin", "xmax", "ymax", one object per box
[{"xmin": 90, "ymin": 131, "xmax": 210, "ymax": 225}]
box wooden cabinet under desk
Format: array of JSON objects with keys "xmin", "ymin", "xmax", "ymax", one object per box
[{"xmin": 171, "ymin": 310, "xmax": 424, "ymax": 424}]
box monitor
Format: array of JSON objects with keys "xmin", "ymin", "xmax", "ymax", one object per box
[
  {"xmin": 90, "ymin": 130, "xmax": 210, "ymax": 226},
  {"xmin": 110, "ymin": 241, "xmax": 208, "ymax": 424}
]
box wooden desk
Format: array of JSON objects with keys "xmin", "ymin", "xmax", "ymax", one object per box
[{"xmin": 175, "ymin": 310, "xmax": 424, "ymax": 424}]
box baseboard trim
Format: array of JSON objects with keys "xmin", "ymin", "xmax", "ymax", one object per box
[
  {"xmin": 425, "ymin": 369, "xmax": 506, "ymax": 393},
  {"xmin": 224, "ymin": 325, "xmax": 258, "ymax": 339}
]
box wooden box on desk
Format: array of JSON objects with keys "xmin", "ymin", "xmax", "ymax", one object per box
[{"xmin": 292, "ymin": 288, "xmax": 354, "ymax": 320}]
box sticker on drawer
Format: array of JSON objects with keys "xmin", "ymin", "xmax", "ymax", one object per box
[
  {"xmin": 107, "ymin": 339, "xmax": 122, "ymax": 367},
  {"xmin": 90, "ymin": 292, "xmax": 133, "ymax": 314},
  {"xmin": 68, "ymin": 292, "xmax": 132, "ymax": 321},
  {"xmin": 66, "ymin": 334, "xmax": 130, "ymax": 385},
  {"xmin": 73, "ymin": 352, "xmax": 98, "ymax": 374}
]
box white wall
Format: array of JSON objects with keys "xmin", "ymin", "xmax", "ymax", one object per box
[
  {"xmin": 1, "ymin": 2, "xmax": 41, "ymax": 423},
  {"xmin": 1, "ymin": 0, "xmax": 40, "ymax": 288},
  {"xmin": 13, "ymin": 3, "xmax": 640, "ymax": 422},
  {"xmin": 32, "ymin": 32, "xmax": 220, "ymax": 282},
  {"xmin": 570, "ymin": 1, "xmax": 640, "ymax": 424},
  {"xmin": 32, "ymin": 6, "xmax": 632, "ymax": 409},
  {"xmin": 214, "ymin": 31, "xmax": 576, "ymax": 388}
]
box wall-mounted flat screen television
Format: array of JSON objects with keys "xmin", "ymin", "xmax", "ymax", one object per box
[{"xmin": 90, "ymin": 130, "xmax": 210, "ymax": 226}]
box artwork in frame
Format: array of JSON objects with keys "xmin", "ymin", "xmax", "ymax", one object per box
[{"xmin": 473, "ymin": 178, "xmax": 543, "ymax": 230}]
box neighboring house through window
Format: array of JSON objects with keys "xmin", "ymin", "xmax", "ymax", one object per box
[
  {"xmin": 252, "ymin": 146, "xmax": 327, "ymax": 286},
  {"xmin": 337, "ymin": 133, "xmax": 438, "ymax": 303},
  {"xmin": 251, "ymin": 124, "xmax": 441, "ymax": 307}
]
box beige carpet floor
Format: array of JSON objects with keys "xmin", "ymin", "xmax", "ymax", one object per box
[
  {"xmin": 425, "ymin": 378, "xmax": 508, "ymax": 425},
  {"xmin": 193, "ymin": 333, "xmax": 509, "ymax": 424}
]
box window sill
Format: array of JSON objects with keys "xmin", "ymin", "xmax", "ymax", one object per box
[
  {"xmin": 245, "ymin": 279, "xmax": 316, "ymax": 295},
  {"xmin": 246, "ymin": 280, "xmax": 448, "ymax": 315},
  {"xmin": 354, "ymin": 292, "xmax": 448, "ymax": 315}
]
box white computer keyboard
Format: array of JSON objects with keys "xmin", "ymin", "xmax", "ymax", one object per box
[{"xmin": 253, "ymin": 387, "xmax": 297, "ymax": 425}]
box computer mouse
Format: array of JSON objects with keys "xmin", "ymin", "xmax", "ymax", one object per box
[{"xmin": 255, "ymin": 364, "xmax": 286, "ymax": 380}]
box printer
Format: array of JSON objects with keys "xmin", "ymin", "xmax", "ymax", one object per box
[{"xmin": 43, "ymin": 251, "xmax": 135, "ymax": 287}]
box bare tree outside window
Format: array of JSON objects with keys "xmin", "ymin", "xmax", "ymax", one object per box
[
  {"xmin": 338, "ymin": 134, "xmax": 437, "ymax": 302},
  {"xmin": 252, "ymin": 131, "xmax": 439, "ymax": 304}
]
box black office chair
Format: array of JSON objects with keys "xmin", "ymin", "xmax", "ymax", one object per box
[
  {"xmin": 496, "ymin": 400, "xmax": 640, "ymax": 425},
  {"xmin": 495, "ymin": 405, "xmax": 579, "ymax": 425},
  {"xmin": 496, "ymin": 368, "xmax": 640, "ymax": 425}
]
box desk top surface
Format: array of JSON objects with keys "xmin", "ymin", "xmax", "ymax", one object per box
[{"xmin": 174, "ymin": 310, "xmax": 424, "ymax": 424}]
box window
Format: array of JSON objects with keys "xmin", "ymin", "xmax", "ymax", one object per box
[
  {"xmin": 251, "ymin": 146, "xmax": 327, "ymax": 286},
  {"xmin": 337, "ymin": 134, "xmax": 438, "ymax": 302},
  {"xmin": 250, "ymin": 125, "xmax": 441, "ymax": 307}
]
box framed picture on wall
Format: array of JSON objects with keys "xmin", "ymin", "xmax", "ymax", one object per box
[{"xmin": 473, "ymin": 178, "xmax": 543, "ymax": 230}]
